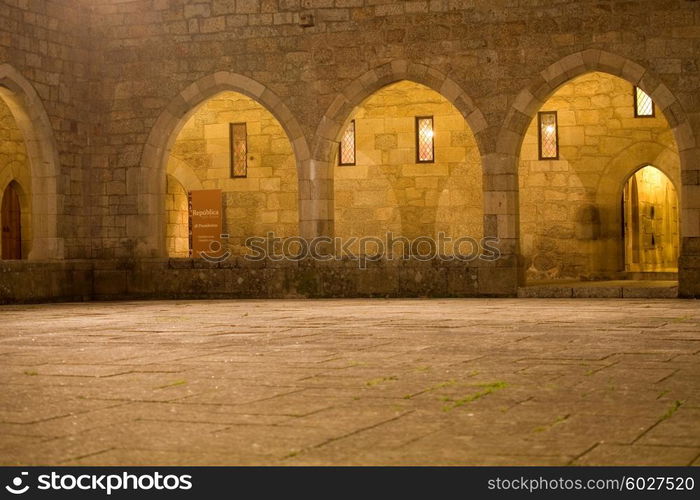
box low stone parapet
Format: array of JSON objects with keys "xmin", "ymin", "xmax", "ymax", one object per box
[{"xmin": 0, "ymin": 257, "xmax": 519, "ymax": 303}]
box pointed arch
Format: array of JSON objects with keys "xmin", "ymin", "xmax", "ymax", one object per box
[
  {"xmin": 313, "ymin": 59, "xmax": 488, "ymax": 165},
  {"xmin": 309, "ymin": 60, "xmax": 488, "ymax": 242},
  {"xmin": 621, "ymin": 165, "xmax": 680, "ymax": 273},
  {"xmin": 137, "ymin": 72, "xmax": 310, "ymax": 256},
  {"xmin": 0, "ymin": 64, "xmax": 63, "ymax": 259},
  {"xmin": 596, "ymin": 143, "xmax": 681, "ymax": 209},
  {"xmin": 499, "ymin": 50, "xmax": 694, "ymax": 160},
  {"xmin": 494, "ymin": 50, "xmax": 695, "ymax": 287}
]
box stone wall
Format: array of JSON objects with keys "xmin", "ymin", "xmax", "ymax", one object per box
[
  {"xmin": 1, "ymin": 0, "xmax": 700, "ymax": 298},
  {"xmin": 80, "ymin": 0, "xmax": 700, "ymax": 296},
  {"xmin": 0, "ymin": 260, "xmax": 93, "ymax": 303},
  {"xmin": 519, "ymin": 72, "xmax": 680, "ymax": 281},
  {"xmin": 0, "ymin": 257, "xmax": 501, "ymax": 303},
  {"xmin": 334, "ymin": 80, "xmax": 483, "ymax": 255},
  {"xmin": 0, "ymin": 0, "xmax": 93, "ymax": 259}
]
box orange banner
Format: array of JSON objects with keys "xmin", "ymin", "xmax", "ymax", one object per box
[{"xmin": 188, "ymin": 190, "xmax": 223, "ymax": 259}]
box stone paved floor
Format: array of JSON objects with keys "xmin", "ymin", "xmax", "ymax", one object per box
[{"xmin": 0, "ymin": 299, "xmax": 699, "ymax": 466}]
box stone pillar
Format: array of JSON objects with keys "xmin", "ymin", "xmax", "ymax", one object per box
[
  {"xmin": 299, "ymin": 158, "xmax": 334, "ymax": 250},
  {"xmin": 480, "ymin": 152, "xmax": 520, "ymax": 296},
  {"xmin": 679, "ymin": 146, "xmax": 700, "ymax": 297},
  {"xmin": 27, "ymin": 172, "xmax": 64, "ymax": 260}
]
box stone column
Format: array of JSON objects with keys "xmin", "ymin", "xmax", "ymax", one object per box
[
  {"xmin": 679, "ymin": 145, "xmax": 700, "ymax": 297},
  {"xmin": 299, "ymin": 158, "xmax": 333, "ymax": 243},
  {"xmin": 480, "ymin": 152, "xmax": 520, "ymax": 296}
]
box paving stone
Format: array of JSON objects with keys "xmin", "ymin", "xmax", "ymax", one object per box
[
  {"xmin": 636, "ymin": 408, "xmax": 700, "ymax": 447},
  {"xmin": 1, "ymin": 299, "xmax": 699, "ymax": 465},
  {"xmin": 574, "ymin": 443, "xmax": 700, "ymax": 466}
]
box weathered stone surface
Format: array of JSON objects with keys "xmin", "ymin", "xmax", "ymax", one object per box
[
  {"xmin": 520, "ymin": 73, "xmax": 680, "ymax": 282},
  {"xmin": 1, "ymin": 298, "xmax": 698, "ymax": 465},
  {"xmin": 1, "ymin": 0, "xmax": 700, "ymax": 295}
]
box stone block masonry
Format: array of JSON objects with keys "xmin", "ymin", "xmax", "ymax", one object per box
[{"xmin": 0, "ymin": 0, "xmax": 699, "ymax": 299}]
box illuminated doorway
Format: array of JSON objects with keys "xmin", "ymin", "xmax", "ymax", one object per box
[{"xmin": 622, "ymin": 165, "xmax": 679, "ymax": 273}]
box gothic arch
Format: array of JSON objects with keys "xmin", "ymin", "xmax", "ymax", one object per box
[
  {"xmin": 0, "ymin": 64, "xmax": 63, "ymax": 259},
  {"xmin": 310, "ymin": 60, "xmax": 488, "ymax": 241},
  {"xmin": 494, "ymin": 50, "xmax": 695, "ymax": 285},
  {"xmin": 313, "ymin": 59, "xmax": 488, "ymax": 164},
  {"xmin": 138, "ymin": 71, "xmax": 310, "ymax": 256},
  {"xmin": 596, "ymin": 145, "xmax": 682, "ymax": 272},
  {"xmin": 499, "ymin": 50, "xmax": 694, "ymax": 160},
  {"xmin": 597, "ymin": 143, "xmax": 681, "ymax": 209}
]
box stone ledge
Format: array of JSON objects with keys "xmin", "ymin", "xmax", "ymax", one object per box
[
  {"xmin": 0, "ymin": 258, "xmax": 517, "ymax": 303},
  {"xmin": 518, "ymin": 281, "xmax": 679, "ymax": 299},
  {"xmin": 623, "ymin": 286, "xmax": 679, "ymax": 299}
]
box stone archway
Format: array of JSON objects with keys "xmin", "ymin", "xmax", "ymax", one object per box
[
  {"xmin": 312, "ymin": 59, "xmax": 488, "ymax": 242},
  {"xmin": 0, "ymin": 64, "xmax": 63, "ymax": 259},
  {"xmin": 496, "ymin": 50, "xmax": 695, "ymax": 291},
  {"xmin": 329, "ymin": 80, "xmax": 484, "ymax": 255},
  {"xmin": 595, "ymin": 144, "xmax": 681, "ymax": 274},
  {"xmin": 622, "ymin": 165, "xmax": 680, "ymax": 274},
  {"xmin": 138, "ymin": 72, "xmax": 310, "ymax": 257}
]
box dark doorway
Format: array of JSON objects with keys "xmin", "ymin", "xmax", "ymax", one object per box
[{"xmin": 1, "ymin": 183, "xmax": 22, "ymax": 259}]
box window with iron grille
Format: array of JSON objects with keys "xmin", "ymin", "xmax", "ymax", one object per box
[
  {"xmin": 415, "ymin": 116, "xmax": 434, "ymax": 163},
  {"xmin": 339, "ymin": 120, "xmax": 356, "ymax": 166},
  {"xmin": 634, "ymin": 86, "xmax": 654, "ymax": 117},
  {"xmin": 538, "ymin": 111, "xmax": 559, "ymax": 160},
  {"xmin": 230, "ymin": 122, "xmax": 247, "ymax": 178}
]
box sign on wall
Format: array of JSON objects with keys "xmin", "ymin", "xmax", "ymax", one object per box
[{"xmin": 188, "ymin": 189, "xmax": 223, "ymax": 258}]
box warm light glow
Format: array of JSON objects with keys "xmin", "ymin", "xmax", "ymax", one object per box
[
  {"xmin": 230, "ymin": 122, "xmax": 247, "ymax": 178},
  {"xmin": 416, "ymin": 116, "xmax": 434, "ymax": 162},
  {"xmin": 635, "ymin": 87, "xmax": 654, "ymax": 117},
  {"xmin": 638, "ymin": 165, "xmax": 663, "ymax": 187},
  {"xmin": 339, "ymin": 120, "xmax": 356, "ymax": 165},
  {"xmin": 538, "ymin": 111, "xmax": 558, "ymax": 159}
]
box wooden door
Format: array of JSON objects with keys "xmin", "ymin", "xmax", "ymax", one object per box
[{"xmin": 1, "ymin": 183, "xmax": 22, "ymax": 259}]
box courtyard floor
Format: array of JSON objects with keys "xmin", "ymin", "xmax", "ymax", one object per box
[{"xmin": 0, "ymin": 298, "xmax": 699, "ymax": 466}]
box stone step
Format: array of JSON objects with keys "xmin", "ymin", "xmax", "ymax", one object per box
[
  {"xmin": 626, "ymin": 272, "xmax": 679, "ymax": 280},
  {"xmin": 518, "ymin": 281, "xmax": 678, "ymax": 299}
]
